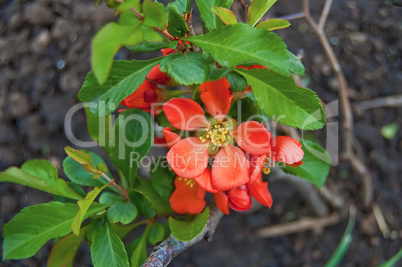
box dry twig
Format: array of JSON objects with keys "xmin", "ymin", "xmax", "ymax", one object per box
[{"xmin": 354, "ymin": 95, "xmax": 402, "ymax": 113}]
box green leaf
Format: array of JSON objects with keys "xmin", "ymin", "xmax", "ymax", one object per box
[
  {"xmin": 79, "ymin": 58, "xmax": 161, "ymax": 117},
  {"xmin": 128, "ymin": 39, "xmax": 178, "ymax": 53},
  {"xmin": 169, "ymin": 207, "xmax": 210, "ymax": 241},
  {"xmin": 107, "ymin": 201, "xmax": 138, "ymax": 225},
  {"xmin": 381, "ymin": 122, "xmax": 399, "ymax": 140},
  {"xmin": 47, "ymin": 225, "xmax": 88, "ymax": 267},
  {"xmin": 91, "ymin": 22, "xmax": 143, "ymax": 84},
  {"xmin": 64, "ymin": 146, "xmax": 96, "ymax": 172},
  {"xmin": 63, "ymin": 151, "xmax": 109, "ymax": 187},
  {"xmin": 282, "ymin": 140, "xmax": 331, "ymax": 188},
  {"xmin": 225, "ymin": 70, "xmax": 247, "ymax": 91},
  {"xmin": 256, "ymin": 18, "xmax": 291, "ymax": 31},
  {"xmin": 116, "ymin": 0, "xmax": 141, "ymax": 13},
  {"xmin": 107, "ymin": 109, "xmax": 153, "ymax": 188},
  {"xmin": 100, "ymin": 191, "xmax": 124, "ymax": 204},
  {"xmin": 143, "ymin": 0, "xmax": 168, "ymax": 30},
  {"xmin": 119, "ymin": 10, "xmax": 140, "ymax": 25},
  {"xmin": 133, "ymin": 177, "xmax": 173, "ymax": 214},
  {"xmin": 378, "ymin": 249, "xmax": 402, "ymax": 267},
  {"xmin": 160, "ymin": 52, "xmax": 210, "ymax": 85},
  {"xmin": 112, "ymin": 221, "xmax": 146, "ymax": 240},
  {"xmin": 91, "ymin": 219, "xmax": 129, "ymax": 267},
  {"xmin": 130, "ymin": 223, "xmax": 152, "ymax": 266},
  {"xmin": 167, "ymin": 4, "xmax": 188, "ymax": 37},
  {"xmin": 71, "ymin": 185, "xmax": 107, "ymax": 235},
  {"xmin": 208, "ymin": 67, "xmax": 230, "ymax": 81},
  {"xmin": 171, "ymin": 0, "xmax": 191, "ymax": 14},
  {"xmin": 182, "ymin": 23, "xmax": 291, "ymax": 76},
  {"xmin": 288, "ymin": 51, "xmax": 305, "ymax": 76},
  {"xmin": 150, "ymin": 157, "xmax": 176, "ymax": 200},
  {"xmin": 247, "ymin": 0, "xmax": 277, "ymax": 27},
  {"xmin": 129, "ymin": 190, "xmax": 156, "ymax": 219},
  {"xmin": 195, "ymin": 0, "xmax": 233, "ymax": 31},
  {"xmin": 0, "ymin": 160, "xmax": 83, "ymax": 200},
  {"xmin": 211, "ymin": 7, "xmax": 237, "ymax": 25},
  {"xmin": 147, "ymin": 222, "xmax": 165, "ymax": 245},
  {"xmin": 228, "ymin": 97, "xmax": 264, "ymax": 123},
  {"xmin": 3, "ymin": 202, "xmax": 107, "ymax": 260},
  {"xmin": 235, "ymin": 68, "xmax": 325, "ymax": 130}
]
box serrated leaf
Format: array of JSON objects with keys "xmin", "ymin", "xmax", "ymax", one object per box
[
  {"xmin": 160, "ymin": 52, "xmax": 210, "ymax": 85},
  {"xmin": 107, "ymin": 201, "xmax": 138, "ymax": 225},
  {"xmin": 0, "ymin": 160, "xmax": 83, "ymax": 200},
  {"xmin": 71, "ymin": 185, "xmax": 107, "ymax": 235},
  {"xmin": 171, "ymin": 0, "xmax": 191, "ymax": 14},
  {"xmin": 47, "ymin": 225, "xmax": 88, "ymax": 267},
  {"xmin": 79, "ymin": 58, "xmax": 161, "ymax": 117},
  {"xmin": 195, "ymin": 0, "xmax": 233, "ymax": 31},
  {"xmin": 91, "ymin": 22, "xmax": 143, "ymax": 84},
  {"xmin": 108, "ymin": 109, "xmax": 153, "ymax": 188},
  {"xmin": 247, "ymin": 0, "xmax": 277, "ymax": 27},
  {"xmin": 256, "ymin": 18, "xmax": 291, "ymax": 31},
  {"xmin": 282, "ymin": 140, "xmax": 331, "ymax": 188},
  {"xmin": 288, "ymin": 51, "xmax": 305, "ymax": 76},
  {"xmin": 211, "ymin": 7, "xmax": 237, "ymax": 25},
  {"xmin": 143, "ymin": 0, "xmax": 168, "ymax": 30},
  {"xmin": 182, "ymin": 23, "xmax": 291, "ymax": 76},
  {"xmin": 91, "ymin": 219, "xmax": 129, "ymax": 267},
  {"xmin": 235, "ymin": 68, "xmax": 325, "ymax": 130},
  {"xmin": 133, "ymin": 177, "xmax": 173, "ymax": 214},
  {"xmin": 129, "ymin": 190, "xmax": 156, "ymax": 218},
  {"xmin": 150, "ymin": 157, "xmax": 176, "ymax": 200},
  {"xmin": 169, "ymin": 207, "xmax": 210, "ymax": 241},
  {"xmin": 167, "ymin": 4, "xmax": 188, "ymax": 37},
  {"xmin": 128, "ymin": 40, "xmax": 178, "ymax": 53},
  {"xmin": 225, "ymin": 70, "xmax": 247, "ymax": 91},
  {"xmin": 147, "ymin": 222, "xmax": 165, "ymax": 245},
  {"xmin": 63, "ymin": 151, "xmax": 109, "ymax": 187},
  {"xmin": 228, "ymin": 97, "xmax": 264, "ymax": 123},
  {"xmin": 208, "ymin": 67, "xmax": 230, "ymax": 81},
  {"xmin": 3, "ymin": 202, "xmax": 107, "ymax": 260}
]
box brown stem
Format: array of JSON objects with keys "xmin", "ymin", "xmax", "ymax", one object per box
[
  {"xmin": 238, "ymin": 0, "xmax": 248, "ymax": 22},
  {"xmin": 186, "ymin": 9, "xmax": 201, "ymax": 52},
  {"xmin": 100, "ymin": 173, "xmax": 130, "ymax": 202},
  {"xmin": 142, "ymin": 204, "xmax": 223, "ymax": 266}
]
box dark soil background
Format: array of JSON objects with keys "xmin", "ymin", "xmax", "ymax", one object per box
[{"xmin": 0, "ymin": 0, "xmax": 401, "ymax": 266}]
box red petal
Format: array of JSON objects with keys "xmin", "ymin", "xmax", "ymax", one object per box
[
  {"xmin": 167, "ymin": 137, "xmax": 209, "ymax": 178},
  {"xmin": 269, "ymin": 136, "xmax": 304, "ymax": 165},
  {"xmin": 169, "ymin": 177, "xmax": 206, "ymax": 215},
  {"xmin": 193, "ymin": 168, "xmax": 218, "ymax": 193},
  {"xmin": 199, "ymin": 78, "xmax": 233, "ymax": 122},
  {"xmin": 233, "ymin": 121, "xmax": 271, "ymax": 155},
  {"xmin": 163, "ymin": 98, "xmax": 210, "ymax": 131},
  {"xmin": 288, "ymin": 160, "xmax": 303, "ymax": 167},
  {"xmin": 163, "ymin": 127, "xmax": 181, "ymax": 148},
  {"xmin": 247, "ymin": 173, "xmax": 273, "ymax": 208},
  {"xmin": 213, "ymin": 191, "xmax": 230, "ymax": 215},
  {"xmin": 121, "ymin": 80, "xmax": 157, "ymax": 110},
  {"xmin": 211, "ymin": 145, "xmax": 250, "ymax": 191},
  {"xmin": 147, "ymin": 65, "xmax": 171, "ymax": 86},
  {"xmin": 227, "ymin": 185, "xmax": 252, "ymax": 211},
  {"xmin": 248, "ymin": 154, "xmax": 266, "ymax": 183},
  {"xmin": 236, "ymin": 65, "xmax": 267, "ymax": 70},
  {"xmin": 161, "ymin": 48, "xmax": 177, "ymax": 56}
]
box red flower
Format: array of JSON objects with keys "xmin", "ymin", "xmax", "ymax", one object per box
[
  {"xmin": 169, "ymin": 177, "xmax": 206, "ymax": 215},
  {"xmin": 163, "ymin": 78, "xmax": 271, "ymax": 192}
]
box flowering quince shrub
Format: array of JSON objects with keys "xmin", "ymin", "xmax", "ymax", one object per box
[{"xmin": 0, "ymin": 0, "xmax": 331, "ymax": 266}]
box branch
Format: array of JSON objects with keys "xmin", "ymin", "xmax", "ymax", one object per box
[{"xmin": 142, "ymin": 204, "xmax": 223, "ymax": 267}]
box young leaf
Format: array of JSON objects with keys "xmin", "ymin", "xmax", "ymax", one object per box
[
  {"xmin": 91, "ymin": 220, "xmax": 129, "ymax": 267},
  {"xmin": 63, "ymin": 151, "xmax": 109, "ymax": 187},
  {"xmin": 0, "ymin": 160, "xmax": 83, "ymax": 200},
  {"xmin": 133, "ymin": 177, "xmax": 173, "ymax": 214},
  {"xmin": 211, "ymin": 7, "xmax": 237, "ymax": 25},
  {"xmin": 194, "ymin": 0, "xmax": 233, "ymax": 31},
  {"xmin": 182, "ymin": 23, "xmax": 291, "ymax": 76},
  {"xmin": 150, "ymin": 157, "xmax": 176, "ymax": 200},
  {"xmin": 170, "ymin": 0, "xmax": 192, "ymax": 14},
  {"xmin": 128, "ymin": 190, "xmax": 157, "ymax": 219},
  {"xmin": 108, "ymin": 109, "xmax": 153, "ymax": 188},
  {"xmin": 64, "ymin": 146, "xmax": 97, "ymax": 172},
  {"xmin": 143, "ymin": 0, "xmax": 168, "ymax": 30},
  {"xmin": 147, "ymin": 222, "xmax": 165, "ymax": 245},
  {"xmin": 71, "ymin": 185, "xmax": 107, "ymax": 235},
  {"xmin": 79, "ymin": 58, "xmax": 161, "ymax": 117},
  {"xmin": 106, "ymin": 201, "xmax": 138, "ymax": 225},
  {"xmin": 235, "ymin": 68, "xmax": 326, "ymax": 130},
  {"xmin": 47, "ymin": 225, "xmax": 88, "ymax": 267},
  {"xmin": 256, "ymin": 18, "xmax": 291, "ymax": 31},
  {"xmin": 247, "ymin": 0, "xmax": 277, "ymax": 27},
  {"xmin": 167, "ymin": 4, "xmax": 188, "ymax": 37},
  {"xmin": 91, "ymin": 22, "xmax": 143, "ymax": 84},
  {"xmin": 282, "ymin": 140, "xmax": 331, "ymax": 188},
  {"xmin": 160, "ymin": 52, "xmax": 210, "ymax": 85},
  {"xmin": 169, "ymin": 207, "xmax": 210, "ymax": 241},
  {"xmin": 3, "ymin": 202, "xmax": 107, "ymax": 260}
]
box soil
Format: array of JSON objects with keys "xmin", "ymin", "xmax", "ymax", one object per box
[{"xmin": 0, "ymin": 0, "xmax": 401, "ymax": 266}]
